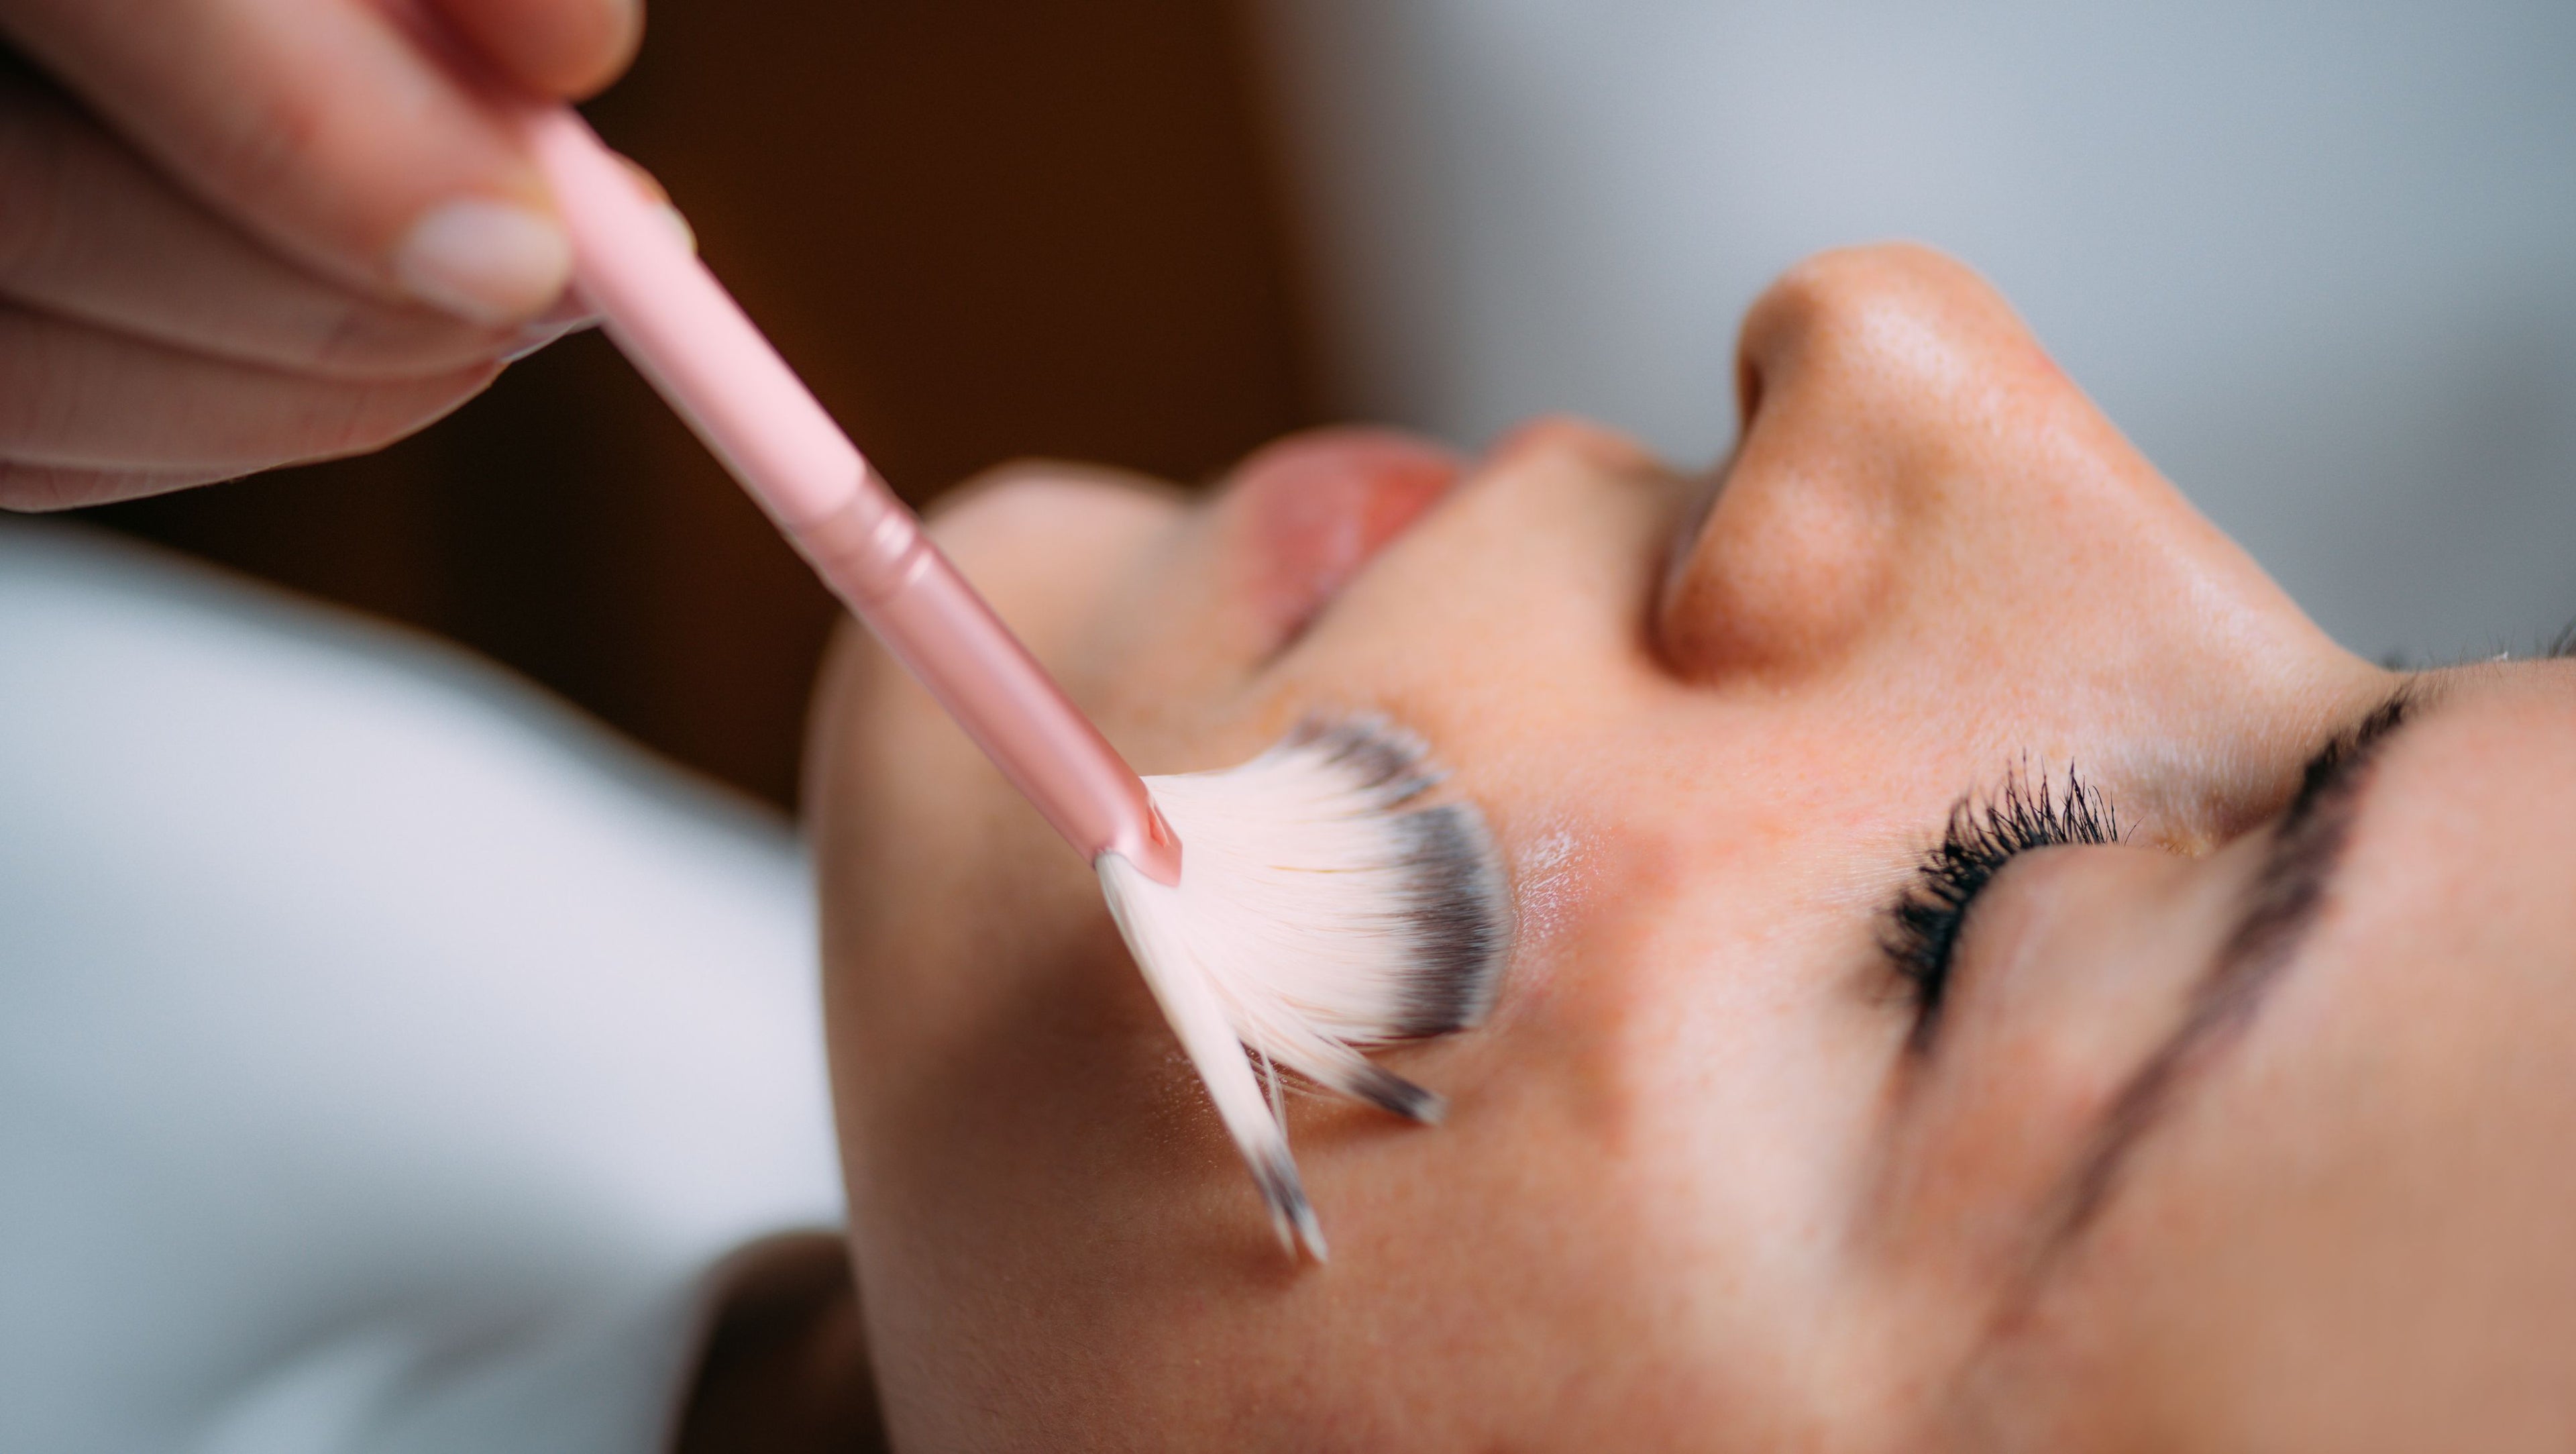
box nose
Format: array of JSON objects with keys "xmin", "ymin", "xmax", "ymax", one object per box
[{"xmin": 1657, "ymin": 244, "xmax": 2319, "ymax": 691}]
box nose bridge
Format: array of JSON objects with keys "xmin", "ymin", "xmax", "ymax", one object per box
[{"xmin": 1660, "ymin": 245, "xmax": 2149, "ymax": 682}]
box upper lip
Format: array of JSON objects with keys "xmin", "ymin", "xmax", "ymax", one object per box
[{"xmin": 1216, "ymin": 427, "xmax": 1464, "ymax": 647}]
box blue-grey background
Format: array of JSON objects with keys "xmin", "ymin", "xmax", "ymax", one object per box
[{"xmin": 1256, "ymin": 0, "xmax": 2576, "ymax": 665}]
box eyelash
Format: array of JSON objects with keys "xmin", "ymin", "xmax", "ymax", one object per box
[{"xmin": 1882, "ymin": 768, "xmax": 2121, "ymax": 1041}]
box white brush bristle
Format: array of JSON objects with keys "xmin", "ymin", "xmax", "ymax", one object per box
[{"xmin": 1096, "ymin": 717, "xmax": 1510, "ymax": 1261}]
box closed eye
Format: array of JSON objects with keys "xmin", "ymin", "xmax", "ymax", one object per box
[{"xmin": 1881, "ymin": 768, "xmax": 2121, "ymax": 1049}]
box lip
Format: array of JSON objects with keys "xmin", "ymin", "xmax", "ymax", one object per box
[{"xmin": 1223, "ymin": 427, "xmax": 1465, "ymax": 642}]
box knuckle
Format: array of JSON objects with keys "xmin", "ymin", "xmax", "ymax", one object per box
[
  {"xmin": 0, "ymin": 462, "xmax": 84, "ymax": 512},
  {"xmin": 0, "ymin": 309, "xmax": 77, "ymax": 449},
  {"xmin": 292, "ymin": 372, "xmax": 488, "ymax": 461},
  {"xmin": 0, "ymin": 88, "xmax": 78, "ymax": 288},
  {"xmin": 302, "ymin": 299, "xmax": 500, "ymax": 379},
  {"xmin": 298, "ymin": 293, "xmax": 389, "ymax": 374},
  {"xmin": 201, "ymin": 82, "xmax": 328, "ymax": 222},
  {"xmin": 0, "ymin": 462, "xmax": 170, "ymax": 513}
]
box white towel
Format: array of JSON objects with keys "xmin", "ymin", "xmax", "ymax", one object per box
[{"xmin": 0, "ymin": 520, "xmax": 844, "ymax": 1454}]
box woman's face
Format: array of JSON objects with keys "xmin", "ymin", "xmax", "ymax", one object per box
[{"xmin": 806, "ymin": 245, "xmax": 2576, "ymax": 1451}]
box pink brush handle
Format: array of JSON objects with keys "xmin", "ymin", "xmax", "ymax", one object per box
[{"xmin": 517, "ymin": 105, "xmax": 1179, "ymax": 884}]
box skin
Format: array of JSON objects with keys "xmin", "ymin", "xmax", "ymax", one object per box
[
  {"xmin": 797, "ymin": 244, "xmax": 2576, "ymax": 1450},
  {"xmin": 0, "ymin": 0, "xmax": 647, "ymax": 507}
]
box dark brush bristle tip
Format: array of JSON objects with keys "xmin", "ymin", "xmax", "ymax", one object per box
[
  {"xmin": 1294, "ymin": 714, "xmax": 1444, "ymax": 803},
  {"xmin": 1252, "ymin": 1144, "xmax": 1327, "ymax": 1261},
  {"xmin": 1387, "ymin": 804, "xmax": 1511, "ymax": 1037},
  {"xmin": 1348, "ymin": 1061, "xmax": 1446, "ymax": 1123}
]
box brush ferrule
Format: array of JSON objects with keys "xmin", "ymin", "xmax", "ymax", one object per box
[{"xmin": 1103, "ymin": 802, "xmax": 1185, "ymax": 886}]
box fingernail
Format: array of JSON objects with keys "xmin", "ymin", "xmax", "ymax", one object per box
[
  {"xmin": 394, "ymin": 199, "xmax": 574, "ymax": 327},
  {"xmin": 657, "ymin": 203, "xmax": 696, "ymax": 255},
  {"xmin": 502, "ymin": 315, "xmax": 600, "ymax": 364},
  {"xmin": 531, "ymin": 285, "xmax": 599, "ymax": 330},
  {"xmin": 515, "ymin": 280, "xmax": 601, "ymax": 354}
]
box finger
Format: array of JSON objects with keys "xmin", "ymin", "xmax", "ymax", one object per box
[
  {"xmin": 0, "ymin": 76, "xmax": 523, "ymax": 380},
  {"xmin": 431, "ymin": 0, "xmax": 641, "ymax": 99},
  {"xmin": 0, "ymin": 302, "xmax": 498, "ymax": 474},
  {"xmin": 5, "ymin": 0, "xmax": 580, "ymax": 326},
  {"xmin": 0, "ymin": 460, "xmax": 237, "ymax": 512}
]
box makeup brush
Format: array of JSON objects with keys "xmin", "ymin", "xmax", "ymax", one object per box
[{"xmin": 511, "ymin": 105, "xmax": 1510, "ymax": 1259}]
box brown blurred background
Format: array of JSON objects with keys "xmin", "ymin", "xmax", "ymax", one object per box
[{"xmin": 80, "ymin": 0, "xmax": 1319, "ymax": 809}]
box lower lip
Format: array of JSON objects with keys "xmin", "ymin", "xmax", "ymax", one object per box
[{"xmin": 1227, "ymin": 427, "xmax": 1464, "ymax": 638}]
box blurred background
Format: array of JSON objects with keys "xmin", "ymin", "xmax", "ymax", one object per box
[{"xmin": 76, "ymin": 0, "xmax": 2576, "ymax": 810}]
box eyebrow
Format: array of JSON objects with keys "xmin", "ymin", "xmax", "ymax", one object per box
[{"xmin": 2035, "ymin": 688, "xmax": 2423, "ymax": 1254}]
